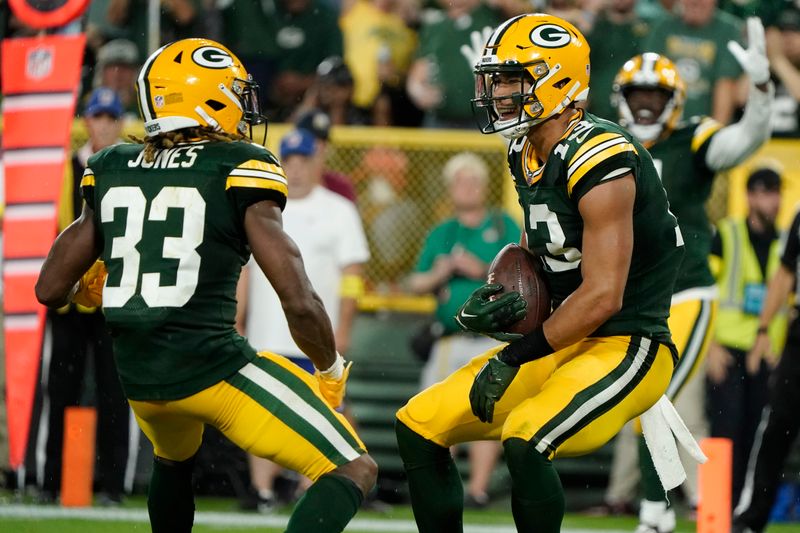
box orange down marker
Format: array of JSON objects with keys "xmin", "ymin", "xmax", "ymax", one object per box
[
  {"xmin": 698, "ymin": 437, "xmax": 733, "ymax": 533},
  {"xmin": 60, "ymin": 407, "xmax": 97, "ymax": 507}
]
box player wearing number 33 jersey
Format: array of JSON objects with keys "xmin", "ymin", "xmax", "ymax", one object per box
[
  {"xmin": 81, "ymin": 140, "xmax": 285, "ymax": 400},
  {"xmin": 36, "ymin": 38, "xmax": 376, "ymax": 533}
]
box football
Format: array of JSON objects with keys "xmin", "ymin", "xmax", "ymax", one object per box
[{"xmin": 487, "ymin": 243, "xmax": 551, "ymax": 335}]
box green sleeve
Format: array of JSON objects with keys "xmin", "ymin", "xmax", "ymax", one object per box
[
  {"xmin": 501, "ymin": 212, "xmax": 522, "ymax": 243},
  {"xmin": 414, "ymin": 222, "xmax": 450, "ymax": 273},
  {"xmin": 224, "ymin": 150, "xmax": 288, "ymax": 226},
  {"xmin": 570, "ymin": 149, "xmax": 640, "ymax": 204},
  {"xmin": 82, "ymin": 148, "xmax": 112, "ymax": 211}
]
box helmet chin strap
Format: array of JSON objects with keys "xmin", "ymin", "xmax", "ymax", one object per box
[
  {"xmin": 497, "ymin": 119, "xmax": 532, "ymax": 140},
  {"xmin": 498, "ymin": 77, "xmax": 584, "ymax": 140}
]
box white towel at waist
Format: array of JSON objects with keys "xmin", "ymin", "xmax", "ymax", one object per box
[{"xmin": 640, "ymin": 395, "xmax": 708, "ymax": 492}]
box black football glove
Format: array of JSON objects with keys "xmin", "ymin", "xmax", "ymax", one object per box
[
  {"xmin": 455, "ymin": 283, "xmax": 527, "ymax": 342},
  {"xmin": 469, "ymin": 355, "xmax": 519, "ymax": 423}
]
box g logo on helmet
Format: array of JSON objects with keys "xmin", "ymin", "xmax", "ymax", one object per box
[
  {"xmin": 192, "ymin": 46, "xmax": 234, "ymax": 69},
  {"xmin": 529, "ymin": 24, "xmax": 571, "ymax": 48}
]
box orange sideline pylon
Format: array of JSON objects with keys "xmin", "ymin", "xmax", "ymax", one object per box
[
  {"xmin": 60, "ymin": 407, "xmax": 97, "ymax": 507},
  {"xmin": 698, "ymin": 437, "xmax": 733, "ymax": 533}
]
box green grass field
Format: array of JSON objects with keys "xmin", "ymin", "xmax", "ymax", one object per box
[{"xmin": 1, "ymin": 494, "xmax": 799, "ymax": 532}]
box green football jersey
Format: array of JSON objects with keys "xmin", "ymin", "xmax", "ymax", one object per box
[
  {"xmin": 82, "ymin": 140, "xmax": 289, "ymax": 401},
  {"xmin": 649, "ymin": 116, "xmax": 722, "ymax": 293},
  {"xmin": 509, "ymin": 110, "xmax": 684, "ymax": 340}
]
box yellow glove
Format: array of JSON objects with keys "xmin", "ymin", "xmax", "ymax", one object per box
[
  {"xmin": 315, "ymin": 356, "xmax": 352, "ymax": 409},
  {"xmin": 72, "ymin": 260, "xmax": 107, "ymax": 308}
]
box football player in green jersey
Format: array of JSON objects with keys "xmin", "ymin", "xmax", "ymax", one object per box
[
  {"xmin": 35, "ymin": 38, "xmax": 376, "ymax": 533},
  {"xmin": 395, "ymin": 13, "xmax": 690, "ymax": 533},
  {"xmin": 612, "ymin": 17, "xmax": 774, "ymax": 533}
]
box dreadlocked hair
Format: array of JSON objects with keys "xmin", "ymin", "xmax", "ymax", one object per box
[{"xmin": 129, "ymin": 127, "xmax": 246, "ymax": 163}]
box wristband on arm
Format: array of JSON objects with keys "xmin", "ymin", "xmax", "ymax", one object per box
[
  {"xmin": 497, "ymin": 326, "xmax": 554, "ymax": 367},
  {"xmin": 319, "ymin": 353, "xmax": 346, "ymax": 380},
  {"xmin": 339, "ymin": 274, "xmax": 365, "ymax": 299}
]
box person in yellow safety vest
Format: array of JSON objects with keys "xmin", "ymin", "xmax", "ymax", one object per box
[{"xmin": 706, "ymin": 166, "xmax": 787, "ymax": 507}]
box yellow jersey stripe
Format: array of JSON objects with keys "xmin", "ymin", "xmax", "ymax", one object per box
[
  {"xmin": 236, "ymin": 159, "xmax": 284, "ymax": 176},
  {"xmin": 229, "ymin": 168, "xmax": 288, "ymax": 185},
  {"xmin": 226, "ymin": 176, "xmax": 289, "ymax": 195},
  {"xmin": 80, "ymin": 173, "xmax": 95, "ymax": 188},
  {"xmin": 708, "ymin": 254, "xmax": 721, "ymax": 279},
  {"xmin": 568, "ymin": 142, "xmax": 637, "ymax": 196},
  {"xmin": 567, "ymin": 136, "xmax": 629, "ymax": 180},
  {"xmin": 568, "ymin": 132, "xmax": 620, "ymax": 169},
  {"xmin": 691, "ymin": 118, "xmax": 722, "ymax": 152}
]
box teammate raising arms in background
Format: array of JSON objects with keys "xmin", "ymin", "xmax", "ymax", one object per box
[
  {"xmin": 395, "ymin": 14, "xmax": 688, "ymax": 533},
  {"xmin": 35, "ymin": 38, "xmax": 376, "ymax": 533},
  {"xmin": 612, "ymin": 18, "xmax": 773, "ymax": 533}
]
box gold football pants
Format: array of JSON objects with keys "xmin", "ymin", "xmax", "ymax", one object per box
[
  {"xmin": 130, "ymin": 352, "xmax": 366, "ymax": 481},
  {"xmin": 397, "ymin": 335, "xmax": 673, "ymax": 458},
  {"xmin": 666, "ymin": 292, "xmax": 717, "ymax": 398}
]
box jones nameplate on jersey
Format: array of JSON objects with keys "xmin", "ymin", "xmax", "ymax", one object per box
[{"xmin": 127, "ymin": 145, "xmax": 203, "ymax": 169}]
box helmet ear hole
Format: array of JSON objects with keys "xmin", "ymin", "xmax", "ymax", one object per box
[
  {"xmin": 205, "ymin": 99, "xmax": 226, "ymax": 111},
  {"xmin": 553, "ymin": 77, "xmax": 571, "ymax": 89}
]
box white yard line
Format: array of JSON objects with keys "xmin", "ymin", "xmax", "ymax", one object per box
[{"xmin": 0, "ymin": 504, "xmax": 630, "ymax": 533}]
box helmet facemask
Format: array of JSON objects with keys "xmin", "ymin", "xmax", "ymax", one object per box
[
  {"xmin": 470, "ymin": 14, "xmax": 590, "ymax": 141},
  {"xmin": 614, "ymin": 86, "xmax": 677, "ymax": 144},
  {"xmin": 472, "ymin": 60, "xmax": 557, "ymax": 140},
  {"xmin": 233, "ymin": 75, "xmax": 268, "ymax": 144},
  {"xmin": 612, "ymin": 53, "xmax": 685, "ymax": 146}
]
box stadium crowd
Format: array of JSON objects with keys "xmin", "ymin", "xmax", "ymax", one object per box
[
  {"xmin": 0, "ymin": 0, "xmax": 799, "ymax": 532},
  {"xmin": 0, "ymin": 0, "xmax": 799, "ymax": 135}
]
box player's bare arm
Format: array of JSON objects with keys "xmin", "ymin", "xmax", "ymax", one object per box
[
  {"xmin": 748, "ymin": 263, "xmax": 796, "ymax": 371},
  {"xmin": 36, "ymin": 203, "xmax": 101, "ymax": 308},
  {"xmin": 543, "ymin": 174, "xmax": 636, "ymax": 350},
  {"xmin": 335, "ymin": 262, "xmax": 364, "ymax": 354},
  {"xmin": 406, "ymin": 255, "xmax": 454, "ymax": 294},
  {"xmin": 244, "ymin": 199, "xmax": 337, "ymax": 371},
  {"xmin": 234, "ymin": 266, "xmax": 249, "ymax": 336}
]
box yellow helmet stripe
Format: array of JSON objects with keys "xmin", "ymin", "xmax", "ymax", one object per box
[
  {"xmin": 137, "ymin": 44, "xmax": 168, "ymax": 122},
  {"xmin": 487, "ymin": 15, "xmax": 524, "ymax": 47},
  {"xmin": 691, "ymin": 118, "xmax": 723, "ymax": 152},
  {"xmin": 568, "ymin": 141, "xmax": 637, "ymax": 195}
]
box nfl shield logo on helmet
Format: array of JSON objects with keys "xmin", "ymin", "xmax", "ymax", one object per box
[{"xmin": 26, "ymin": 47, "xmax": 54, "ymax": 80}]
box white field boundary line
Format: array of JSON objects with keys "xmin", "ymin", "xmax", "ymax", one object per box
[{"xmin": 0, "ymin": 504, "xmax": 631, "ymax": 533}]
